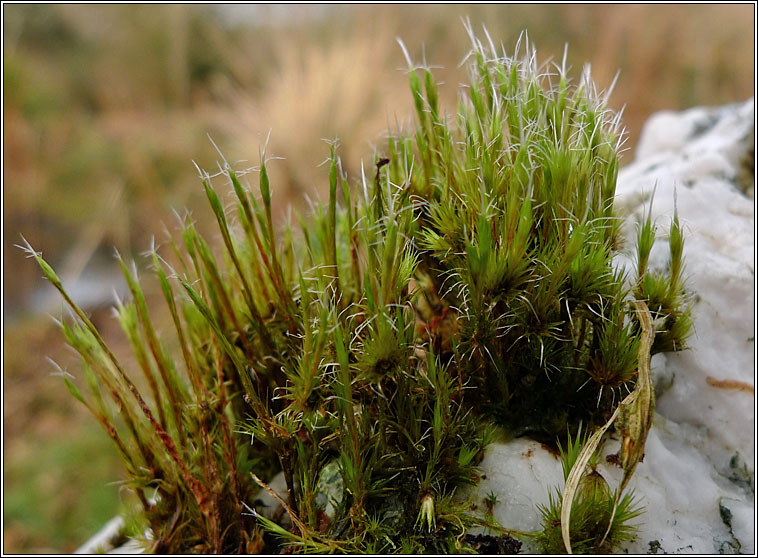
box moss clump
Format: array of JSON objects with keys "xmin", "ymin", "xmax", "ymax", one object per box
[
  {"xmin": 535, "ymin": 426, "xmax": 645, "ymax": 554},
  {"xmin": 28, "ymin": 26, "xmax": 691, "ymax": 554}
]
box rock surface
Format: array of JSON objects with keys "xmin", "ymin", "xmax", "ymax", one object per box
[{"xmin": 474, "ymin": 98, "xmax": 755, "ymax": 554}]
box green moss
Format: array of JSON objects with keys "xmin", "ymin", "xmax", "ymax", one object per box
[{"xmin": 30, "ymin": 27, "xmax": 691, "ymax": 554}]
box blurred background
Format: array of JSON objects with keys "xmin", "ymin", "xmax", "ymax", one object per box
[{"xmin": 2, "ymin": 4, "xmax": 754, "ymax": 552}]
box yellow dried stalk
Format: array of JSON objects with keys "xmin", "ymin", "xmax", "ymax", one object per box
[{"xmin": 561, "ymin": 300, "xmax": 655, "ymax": 553}]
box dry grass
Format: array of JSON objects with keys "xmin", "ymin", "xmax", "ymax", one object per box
[{"xmin": 2, "ymin": 4, "xmax": 753, "ymax": 552}]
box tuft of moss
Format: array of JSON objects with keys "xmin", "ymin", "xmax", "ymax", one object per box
[
  {"xmin": 536, "ymin": 427, "xmax": 644, "ymax": 554},
  {"xmin": 28, "ymin": 25, "xmax": 691, "ymax": 554}
]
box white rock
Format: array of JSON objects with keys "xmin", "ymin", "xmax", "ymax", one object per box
[
  {"xmin": 474, "ymin": 99, "xmax": 755, "ymax": 553},
  {"xmin": 472, "ymin": 438, "xmax": 562, "ymax": 553},
  {"xmin": 249, "ymin": 470, "xmax": 290, "ymax": 520},
  {"xmin": 74, "ymin": 516, "xmax": 125, "ymax": 554},
  {"xmin": 615, "ymin": 99, "xmax": 755, "ymax": 479}
]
